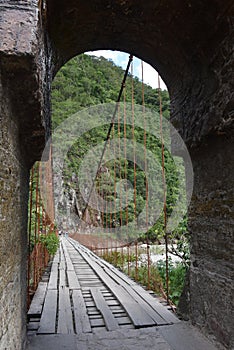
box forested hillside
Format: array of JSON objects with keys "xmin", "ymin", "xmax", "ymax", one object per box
[
  {"xmin": 51, "ymin": 54, "xmax": 187, "ymax": 245},
  {"xmin": 52, "ymin": 54, "xmax": 170, "ymax": 129}
]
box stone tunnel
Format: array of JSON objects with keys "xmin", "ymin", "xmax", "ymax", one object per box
[{"xmin": 0, "ymin": 0, "xmax": 233, "ymax": 349}]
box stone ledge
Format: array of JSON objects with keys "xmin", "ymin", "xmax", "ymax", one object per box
[{"xmin": 0, "ymin": 2, "xmax": 39, "ymax": 56}]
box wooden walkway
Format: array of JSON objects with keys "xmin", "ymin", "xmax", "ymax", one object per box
[{"xmin": 27, "ymin": 237, "xmax": 179, "ymax": 335}]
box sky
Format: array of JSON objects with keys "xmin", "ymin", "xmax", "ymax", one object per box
[{"xmin": 86, "ymin": 50, "xmax": 167, "ymax": 91}]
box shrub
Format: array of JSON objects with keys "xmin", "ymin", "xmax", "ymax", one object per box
[
  {"xmin": 101, "ymin": 250, "xmax": 136, "ymax": 269},
  {"xmin": 156, "ymin": 259, "xmax": 187, "ymax": 305},
  {"xmin": 39, "ymin": 232, "xmax": 59, "ymax": 256}
]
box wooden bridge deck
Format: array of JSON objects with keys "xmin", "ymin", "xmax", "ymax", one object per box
[
  {"xmin": 27, "ymin": 237, "xmax": 179, "ymax": 335},
  {"xmin": 27, "ymin": 237, "xmax": 219, "ymax": 350}
]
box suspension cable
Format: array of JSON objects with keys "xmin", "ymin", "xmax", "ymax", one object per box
[
  {"xmin": 141, "ymin": 60, "xmax": 151, "ymax": 290},
  {"xmin": 82, "ymin": 54, "xmax": 133, "ymax": 222},
  {"xmin": 27, "ymin": 165, "xmax": 34, "ymax": 307},
  {"xmin": 34, "ymin": 162, "xmax": 40, "ymax": 290},
  {"xmin": 118, "ymin": 102, "xmax": 123, "ymax": 229},
  {"xmin": 130, "ymin": 60, "xmax": 138, "ymax": 281},
  {"xmin": 158, "ymin": 74, "xmax": 169, "ymax": 304}
]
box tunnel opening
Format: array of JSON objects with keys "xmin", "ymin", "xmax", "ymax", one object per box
[{"xmin": 26, "ymin": 49, "xmax": 191, "ymax": 311}]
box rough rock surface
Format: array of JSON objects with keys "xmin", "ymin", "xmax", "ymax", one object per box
[{"xmin": 0, "ymin": 1, "xmax": 47, "ymax": 348}]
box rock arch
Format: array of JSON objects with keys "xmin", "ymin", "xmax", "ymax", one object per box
[{"xmin": 0, "ymin": 1, "xmax": 233, "ymax": 348}]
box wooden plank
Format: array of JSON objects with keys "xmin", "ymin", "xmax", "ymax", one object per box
[
  {"xmin": 89, "ymin": 251, "xmax": 136, "ymax": 286},
  {"xmin": 110, "ymin": 305, "xmax": 124, "ymax": 311},
  {"xmin": 59, "ymin": 249, "xmax": 65, "ymax": 270},
  {"xmin": 132, "ymin": 285, "xmax": 180, "ymax": 324},
  {"xmin": 87, "ymin": 310, "xmax": 101, "ymax": 316},
  {"xmin": 90, "ymin": 318, "xmax": 105, "ymax": 327},
  {"xmin": 102, "ymin": 263, "xmax": 135, "ymax": 286},
  {"xmin": 122, "ymin": 283, "xmax": 168, "ymax": 325},
  {"xmin": 85, "ymin": 301, "xmax": 95, "ymax": 307},
  {"xmin": 59, "ymin": 268, "xmax": 66, "ymax": 287},
  {"xmin": 61, "ymin": 239, "xmax": 68, "ymax": 255},
  {"xmin": 117, "ymin": 316, "xmax": 132, "ymax": 325},
  {"xmin": 72, "ymin": 289, "xmax": 92, "ymax": 334},
  {"xmin": 80, "ymin": 282, "xmax": 103, "ymax": 287},
  {"xmin": 69, "ymin": 242, "xmax": 155, "ymax": 328},
  {"xmin": 78, "ymin": 277, "xmax": 99, "ymax": 281},
  {"xmin": 110, "ymin": 284, "xmax": 156, "ymax": 327},
  {"xmin": 51, "ymin": 260, "xmax": 59, "ymax": 271},
  {"xmin": 113, "ymin": 312, "xmax": 127, "ymax": 317},
  {"xmin": 53, "ymin": 250, "xmax": 60, "ymax": 263},
  {"xmin": 68, "ymin": 238, "xmax": 169, "ymax": 325},
  {"xmin": 28, "ymin": 282, "xmax": 47, "ymax": 317},
  {"xmin": 66, "ymin": 261, "xmax": 74, "ymax": 271},
  {"xmin": 60, "ymin": 241, "xmax": 64, "ymax": 256},
  {"xmin": 57, "ymin": 286, "xmax": 74, "ymax": 334},
  {"xmin": 51, "ymin": 263, "xmax": 58, "ymax": 275},
  {"xmin": 106, "ymin": 300, "xmax": 121, "ymax": 306},
  {"xmin": 48, "ymin": 265, "xmax": 58, "ymax": 290},
  {"xmin": 38, "ymin": 289, "xmax": 57, "ymax": 334},
  {"xmin": 61, "ymin": 239, "xmax": 75, "ymax": 271},
  {"xmin": 69, "ymin": 238, "xmax": 177, "ymax": 326},
  {"xmin": 96, "ymin": 259, "xmax": 169, "ymax": 325},
  {"xmin": 59, "ymin": 260, "xmax": 66, "ymax": 270},
  {"xmin": 90, "ymin": 288, "xmax": 119, "ymax": 331},
  {"xmin": 62, "ymin": 240, "xmax": 71, "ymax": 258},
  {"xmin": 67, "ymin": 270, "xmax": 81, "ymax": 289}
]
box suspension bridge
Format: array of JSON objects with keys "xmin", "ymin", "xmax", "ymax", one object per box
[{"xmin": 26, "ymin": 56, "xmax": 219, "ymax": 350}]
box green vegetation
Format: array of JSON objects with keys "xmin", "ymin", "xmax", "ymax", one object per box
[
  {"xmin": 39, "ymin": 233, "xmax": 60, "ymax": 256},
  {"xmin": 28, "ymin": 163, "xmax": 59, "ymax": 256},
  {"xmin": 52, "ymin": 54, "xmax": 188, "ymax": 243},
  {"xmin": 101, "ymin": 250, "xmax": 136, "ymax": 269},
  {"xmin": 156, "ymin": 259, "xmax": 187, "ymax": 305},
  {"xmin": 51, "ymin": 53, "xmax": 189, "ymax": 304},
  {"xmin": 52, "ymin": 54, "xmax": 170, "ymax": 129}
]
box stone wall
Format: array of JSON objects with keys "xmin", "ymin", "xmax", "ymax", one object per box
[
  {"xmin": 189, "ymin": 134, "xmax": 234, "ymax": 349},
  {"xmin": 174, "ymin": 19, "xmax": 234, "ymax": 349},
  {"xmin": 0, "ymin": 1, "xmax": 48, "ymax": 349},
  {"xmin": 170, "ymin": 15, "xmax": 234, "ymax": 148},
  {"xmin": 0, "ymin": 70, "xmax": 29, "ymax": 349}
]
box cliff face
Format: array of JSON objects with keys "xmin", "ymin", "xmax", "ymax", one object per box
[{"xmin": 54, "ymin": 172, "xmax": 81, "ymax": 233}]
